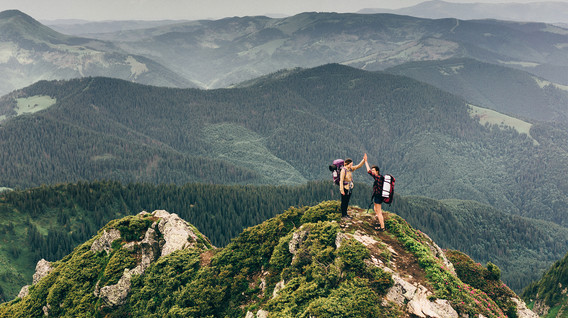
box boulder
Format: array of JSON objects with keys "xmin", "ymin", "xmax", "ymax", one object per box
[
  {"xmin": 98, "ymin": 269, "xmax": 134, "ymax": 307},
  {"xmin": 33, "ymin": 259, "xmax": 52, "ymax": 285},
  {"xmin": 97, "ymin": 224, "xmax": 160, "ymax": 307},
  {"xmin": 153, "ymin": 210, "xmax": 202, "ymax": 256},
  {"xmin": 90, "ymin": 229, "xmax": 121, "ymax": 255},
  {"xmin": 17, "ymin": 285, "xmax": 29, "ymax": 299}
]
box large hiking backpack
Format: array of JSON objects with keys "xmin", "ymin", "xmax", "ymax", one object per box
[
  {"xmin": 381, "ymin": 174, "xmax": 395, "ymax": 204},
  {"xmin": 329, "ymin": 159, "xmax": 344, "ymax": 185}
]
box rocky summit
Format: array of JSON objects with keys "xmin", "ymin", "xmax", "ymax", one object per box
[{"xmin": 0, "ymin": 201, "xmax": 537, "ymax": 317}]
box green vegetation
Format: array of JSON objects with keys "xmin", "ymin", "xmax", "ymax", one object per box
[
  {"xmin": 0, "ymin": 180, "xmax": 371, "ymax": 301},
  {"xmin": 2, "ymin": 65, "xmax": 568, "ymax": 231},
  {"xmin": 0, "ymin": 201, "xmax": 518, "ymax": 317},
  {"xmin": 386, "ymin": 57, "xmax": 568, "ymax": 124},
  {"xmin": 386, "ymin": 214, "xmax": 513, "ymax": 317},
  {"xmin": 468, "ymin": 104, "xmax": 536, "ymax": 144},
  {"xmin": 0, "ymin": 180, "xmax": 566, "ymax": 300},
  {"xmin": 15, "ymin": 95, "xmax": 56, "ymax": 115},
  {"xmin": 523, "ymin": 252, "xmax": 568, "ymax": 317},
  {"xmin": 392, "ymin": 196, "xmax": 568, "ymax": 292}
]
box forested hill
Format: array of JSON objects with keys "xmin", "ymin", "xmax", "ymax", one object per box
[
  {"xmin": 0, "ymin": 200, "xmax": 538, "ymax": 317},
  {"xmin": 2, "ymin": 64, "xmax": 568, "ymax": 226},
  {"xmin": 386, "ymin": 58, "xmax": 568, "ymax": 124}
]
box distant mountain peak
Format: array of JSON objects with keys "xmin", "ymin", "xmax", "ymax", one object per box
[{"xmin": 0, "ymin": 9, "xmax": 69, "ymax": 43}]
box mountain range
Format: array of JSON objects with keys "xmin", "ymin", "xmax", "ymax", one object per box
[
  {"xmin": 2, "ymin": 9, "xmax": 568, "ymax": 96},
  {"xmin": 0, "ymin": 201, "xmax": 540, "ymax": 317},
  {"xmin": 2, "ymin": 64, "xmax": 568, "ymax": 226},
  {"xmin": 386, "ymin": 57, "xmax": 568, "ymax": 124},
  {"xmin": 1, "ymin": 7, "xmax": 568, "ymax": 315},
  {"xmin": 360, "ymin": 0, "xmax": 568, "ymax": 24}
]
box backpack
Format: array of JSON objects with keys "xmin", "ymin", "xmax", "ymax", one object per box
[
  {"xmin": 381, "ymin": 174, "xmax": 395, "ymax": 204},
  {"xmin": 329, "ymin": 159, "xmax": 344, "ymax": 185}
]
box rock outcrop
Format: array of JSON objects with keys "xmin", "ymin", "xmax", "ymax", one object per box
[
  {"xmin": 18, "ymin": 258, "xmax": 53, "ymax": 299},
  {"xmin": 512, "ymin": 297, "xmax": 540, "ymax": 318},
  {"xmin": 95, "ymin": 210, "xmax": 212, "ymax": 308},
  {"xmin": 153, "ymin": 210, "xmax": 204, "ymax": 256},
  {"xmin": 96, "ymin": 224, "xmax": 160, "ymax": 307},
  {"xmin": 90, "ymin": 229, "xmax": 121, "ymax": 255},
  {"xmin": 387, "ymin": 273, "xmax": 459, "ymax": 318}
]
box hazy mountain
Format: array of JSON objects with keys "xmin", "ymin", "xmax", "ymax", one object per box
[
  {"xmin": 359, "ymin": 0, "xmax": 568, "ymax": 24},
  {"xmin": 0, "ymin": 201, "xmax": 538, "ymax": 317},
  {"xmin": 0, "ymin": 10, "xmax": 195, "ymax": 96},
  {"xmin": 44, "ymin": 19, "xmax": 190, "ymax": 36},
  {"xmin": 2, "ymin": 65, "xmax": 568, "ymax": 228},
  {"xmin": 386, "ymin": 57, "xmax": 568, "ymax": 123},
  {"xmin": 2, "ymin": 10, "xmax": 568, "ymax": 95},
  {"xmin": 78, "ymin": 11, "xmax": 568, "ymax": 89},
  {"xmin": 523, "ymin": 250, "xmax": 568, "ymax": 317}
]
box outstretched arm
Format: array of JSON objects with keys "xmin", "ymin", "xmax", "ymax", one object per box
[{"xmin": 353, "ymin": 153, "xmax": 366, "ymax": 171}]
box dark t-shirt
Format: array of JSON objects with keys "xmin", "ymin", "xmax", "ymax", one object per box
[{"xmin": 368, "ymin": 170, "xmax": 383, "ymax": 198}]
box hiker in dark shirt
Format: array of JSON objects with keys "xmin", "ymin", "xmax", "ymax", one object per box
[
  {"xmin": 339, "ymin": 154, "xmax": 366, "ymax": 218},
  {"xmin": 365, "ymin": 158, "xmax": 385, "ymax": 231}
]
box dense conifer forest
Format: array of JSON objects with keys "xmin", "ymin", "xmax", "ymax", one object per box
[{"xmin": 2, "ymin": 65, "xmax": 568, "ymax": 229}]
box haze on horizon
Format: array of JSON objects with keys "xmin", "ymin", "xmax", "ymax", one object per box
[{"xmin": 2, "ymin": 0, "xmax": 568, "ymax": 21}]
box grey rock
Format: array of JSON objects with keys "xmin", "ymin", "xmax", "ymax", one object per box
[
  {"xmin": 17, "ymin": 285, "xmax": 29, "ymax": 299},
  {"xmin": 90, "ymin": 229, "xmax": 121, "ymax": 255},
  {"xmin": 153, "ymin": 210, "xmax": 203, "ymax": 256},
  {"xmin": 33, "ymin": 259, "xmax": 52, "ymax": 284},
  {"xmin": 511, "ymin": 297, "xmax": 539, "ymax": 318}
]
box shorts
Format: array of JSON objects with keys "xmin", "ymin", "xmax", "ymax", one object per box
[{"xmin": 373, "ymin": 195, "xmax": 384, "ymax": 204}]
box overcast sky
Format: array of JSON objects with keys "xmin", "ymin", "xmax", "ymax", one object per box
[{"xmin": 1, "ymin": 0, "xmax": 568, "ymax": 21}]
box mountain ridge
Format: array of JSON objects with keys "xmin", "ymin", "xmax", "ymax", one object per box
[
  {"xmin": 0, "ymin": 201, "xmax": 539, "ymax": 317},
  {"xmin": 2, "ymin": 9, "xmax": 568, "ymax": 95},
  {"xmin": 0, "ymin": 10, "xmax": 195, "ymax": 96},
  {"xmin": 359, "ymin": 1, "xmax": 568, "ymax": 24}
]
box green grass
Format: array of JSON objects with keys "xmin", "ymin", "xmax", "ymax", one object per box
[
  {"xmin": 15, "ymin": 95, "xmax": 56, "ymax": 115},
  {"xmin": 468, "ymin": 104, "xmax": 536, "ymax": 144}
]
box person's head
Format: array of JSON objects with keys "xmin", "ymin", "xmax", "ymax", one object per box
[
  {"xmin": 344, "ymin": 158, "xmax": 353, "ymax": 167},
  {"xmin": 371, "ymin": 165, "xmax": 380, "ymax": 176}
]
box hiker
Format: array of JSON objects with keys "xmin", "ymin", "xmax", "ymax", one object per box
[
  {"xmin": 339, "ymin": 154, "xmax": 366, "ymax": 218},
  {"xmin": 365, "ymin": 158, "xmax": 385, "ymax": 231}
]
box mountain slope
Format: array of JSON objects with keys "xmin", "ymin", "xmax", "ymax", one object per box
[
  {"xmin": 523, "ymin": 252, "xmax": 568, "ymax": 317},
  {"xmin": 386, "ymin": 58, "xmax": 568, "ymax": 123},
  {"xmin": 2, "ymin": 65, "xmax": 568, "ymax": 226},
  {"xmin": 0, "ymin": 201, "xmax": 538, "ymax": 317},
  {"xmin": 0, "ymin": 10, "xmax": 194, "ymax": 96}
]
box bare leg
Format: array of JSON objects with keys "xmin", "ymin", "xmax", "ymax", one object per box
[{"xmin": 374, "ymin": 203, "xmax": 384, "ymax": 229}]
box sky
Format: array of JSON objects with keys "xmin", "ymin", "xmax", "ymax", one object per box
[{"xmin": 2, "ymin": 0, "xmax": 568, "ymax": 21}]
